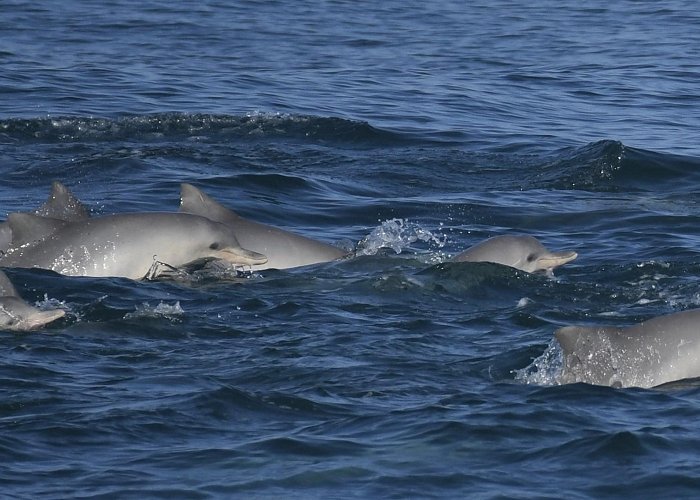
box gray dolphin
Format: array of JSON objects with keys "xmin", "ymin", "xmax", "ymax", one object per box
[
  {"xmin": 34, "ymin": 180, "xmax": 90, "ymax": 221},
  {"xmin": 0, "ymin": 269, "xmax": 65, "ymax": 331},
  {"xmin": 0, "ymin": 224, "xmax": 10, "ymax": 255},
  {"xmin": 179, "ymin": 183, "xmax": 348, "ymax": 270},
  {"xmin": 555, "ymin": 308, "xmax": 700, "ymax": 388},
  {"xmin": 0, "ymin": 212, "xmax": 267, "ymax": 279},
  {"xmin": 451, "ymin": 235, "xmax": 577, "ymax": 273},
  {"xmin": 0, "ymin": 181, "xmax": 89, "ymax": 254}
]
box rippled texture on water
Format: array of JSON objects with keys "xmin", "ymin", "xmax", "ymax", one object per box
[{"xmin": 3, "ymin": 1, "xmax": 700, "ymax": 498}]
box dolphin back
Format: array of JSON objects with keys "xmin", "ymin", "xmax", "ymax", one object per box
[
  {"xmin": 7, "ymin": 213, "xmax": 67, "ymax": 249},
  {"xmin": 556, "ymin": 309, "xmax": 700, "ymax": 388},
  {"xmin": 555, "ymin": 325, "xmax": 624, "ymax": 387}
]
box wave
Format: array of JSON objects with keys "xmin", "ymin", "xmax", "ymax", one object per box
[
  {"xmin": 3, "ymin": 113, "xmax": 699, "ymax": 194},
  {"xmin": 0, "ymin": 112, "xmax": 410, "ymax": 147},
  {"xmin": 535, "ymin": 140, "xmax": 700, "ymax": 192}
]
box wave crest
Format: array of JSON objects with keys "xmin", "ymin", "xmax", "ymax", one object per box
[
  {"xmin": 0, "ymin": 112, "xmax": 406, "ymax": 146},
  {"xmin": 535, "ymin": 140, "xmax": 700, "ymax": 192}
]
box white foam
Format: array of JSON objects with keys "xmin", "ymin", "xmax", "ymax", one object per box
[
  {"xmin": 516, "ymin": 297, "xmax": 532, "ymax": 308},
  {"xmin": 124, "ymin": 301, "xmax": 185, "ymax": 321},
  {"xmin": 513, "ymin": 339, "xmax": 564, "ymax": 386},
  {"xmin": 355, "ymin": 218, "xmax": 447, "ymax": 257}
]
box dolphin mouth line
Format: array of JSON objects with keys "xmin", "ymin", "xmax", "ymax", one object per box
[
  {"xmin": 216, "ymin": 248, "xmax": 268, "ymax": 266},
  {"xmin": 538, "ymin": 251, "xmax": 578, "ymax": 268}
]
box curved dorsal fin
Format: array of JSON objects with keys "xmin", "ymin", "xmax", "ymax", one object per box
[
  {"xmin": 179, "ymin": 183, "xmax": 242, "ymax": 222},
  {"xmin": 0, "ymin": 269, "xmax": 19, "ymax": 297},
  {"xmin": 7, "ymin": 213, "xmax": 67, "ymax": 248},
  {"xmin": 36, "ymin": 181, "xmax": 89, "ymax": 222}
]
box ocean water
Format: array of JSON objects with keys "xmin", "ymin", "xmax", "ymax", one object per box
[{"xmin": 2, "ymin": 0, "xmax": 700, "ymax": 498}]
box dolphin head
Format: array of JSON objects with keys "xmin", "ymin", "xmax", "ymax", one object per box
[
  {"xmin": 202, "ymin": 225, "xmax": 268, "ymax": 267},
  {"xmin": 509, "ymin": 236, "xmax": 577, "ymax": 273},
  {"xmin": 0, "ymin": 269, "xmax": 65, "ymax": 331},
  {"xmin": 0, "ymin": 297, "xmax": 65, "ymax": 331},
  {"xmin": 452, "ymin": 235, "xmax": 577, "ymax": 274}
]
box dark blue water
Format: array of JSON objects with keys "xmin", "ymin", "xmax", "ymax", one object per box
[{"xmin": 3, "ymin": 1, "xmax": 700, "ymax": 498}]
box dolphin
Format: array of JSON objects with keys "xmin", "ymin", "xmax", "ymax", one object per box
[
  {"xmin": 555, "ymin": 308, "xmax": 700, "ymax": 388},
  {"xmin": 0, "ymin": 224, "xmax": 10, "ymax": 255},
  {"xmin": 1, "ymin": 181, "xmax": 89, "ymax": 254},
  {"xmin": 0, "ymin": 212, "xmax": 267, "ymax": 279},
  {"xmin": 178, "ymin": 183, "xmax": 348, "ymax": 270},
  {"xmin": 0, "ymin": 269, "xmax": 65, "ymax": 331},
  {"xmin": 34, "ymin": 180, "xmax": 90, "ymax": 221},
  {"xmin": 451, "ymin": 235, "xmax": 577, "ymax": 273}
]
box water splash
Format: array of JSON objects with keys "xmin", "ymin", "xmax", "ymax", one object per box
[
  {"xmin": 355, "ymin": 218, "xmax": 447, "ymax": 258},
  {"xmin": 124, "ymin": 301, "xmax": 185, "ymax": 321},
  {"xmin": 513, "ymin": 339, "xmax": 564, "ymax": 386},
  {"xmin": 32, "ymin": 294, "xmax": 74, "ymax": 324}
]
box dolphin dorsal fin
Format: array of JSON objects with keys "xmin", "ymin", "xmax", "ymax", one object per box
[
  {"xmin": 0, "ymin": 221, "xmax": 12, "ymax": 252},
  {"xmin": 0, "ymin": 270, "xmax": 20, "ymax": 297},
  {"xmin": 7, "ymin": 213, "xmax": 67, "ymax": 248},
  {"xmin": 179, "ymin": 183, "xmax": 242, "ymax": 221},
  {"xmin": 36, "ymin": 181, "xmax": 89, "ymax": 222}
]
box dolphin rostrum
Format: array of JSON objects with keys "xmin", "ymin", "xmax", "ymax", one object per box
[
  {"xmin": 0, "ymin": 269, "xmax": 65, "ymax": 331},
  {"xmin": 0, "ymin": 212, "xmax": 267, "ymax": 279},
  {"xmin": 179, "ymin": 183, "xmax": 348, "ymax": 270},
  {"xmin": 555, "ymin": 308, "xmax": 700, "ymax": 388},
  {"xmin": 451, "ymin": 235, "xmax": 577, "ymax": 273}
]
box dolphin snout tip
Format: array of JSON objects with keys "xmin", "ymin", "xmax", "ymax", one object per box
[{"xmin": 539, "ymin": 250, "xmax": 578, "ymax": 271}]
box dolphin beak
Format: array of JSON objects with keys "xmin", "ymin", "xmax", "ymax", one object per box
[
  {"xmin": 216, "ymin": 247, "xmax": 268, "ymax": 266},
  {"xmin": 23, "ymin": 309, "xmax": 65, "ymax": 330},
  {"xmin": 537, "ymin": 250, "xmax": 578, "ymax": 270}
]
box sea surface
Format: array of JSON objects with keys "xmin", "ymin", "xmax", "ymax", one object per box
[{"xmin": 2, "ymin": 1, "xmax": 700, "ymax": 498}]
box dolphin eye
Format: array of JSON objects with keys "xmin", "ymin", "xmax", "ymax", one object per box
[
  {"xmin": 526, "ymin": 253, "xmax": 536, "ymax": 262},
  {"xmin": 209, "ymin": 243, "xmax": 220, "ymax": 250}
]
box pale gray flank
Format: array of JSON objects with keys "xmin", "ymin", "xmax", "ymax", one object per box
[{"xmin": 556, "ymin": 308, "xmax": 700, "ymax": 388}]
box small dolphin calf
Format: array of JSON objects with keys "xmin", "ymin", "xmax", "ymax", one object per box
[
  {"xmin": 0, "ymin": 269, "xmax": 64, "ymax": 331},
  {"xmin": 0, "ymin": 212, "xmax": 267, "ymax": 279},
  {"xmin": 179, "ymin": 183, "xmax": 348, "ymax": 270},
  {"xmin": 451, "ymin": 235, "xmax": 577, "ymax": 273},
  {"xmin": 555, "ymin": 309, "xmax": 700, "ymax": 388}
]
